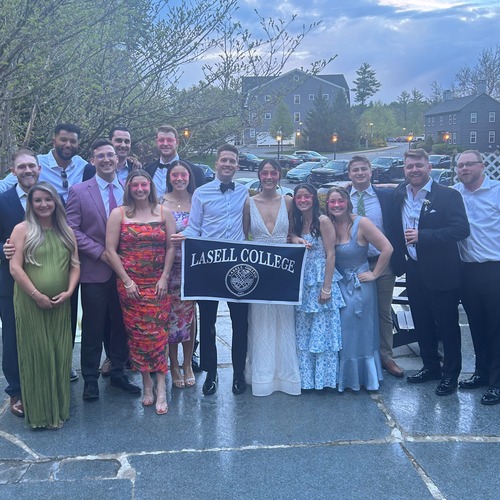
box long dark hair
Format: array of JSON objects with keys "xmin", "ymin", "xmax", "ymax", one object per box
[
  {"xmin": 167, "ymin": 160, "xmax": 196, "ymax": 194},
  {"xmin": 292, "ymin": 183, "xmax": 321, "ymax": 238},
  {"xmin": 325, "ymin": 186, "xmax": 354, "ymax": 232}
]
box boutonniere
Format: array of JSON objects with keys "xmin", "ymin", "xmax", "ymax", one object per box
[{"xmin": 423, "ymin": 199, "xmax": 431, "ymax": 213}]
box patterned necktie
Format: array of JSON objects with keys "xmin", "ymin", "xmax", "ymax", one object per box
[
  {"xmin": 108, "ymin": 183, "xmax": 117, "ymax": 213},
  {"xmin": 357, "ymin": 191, "xmax": 366, "ymax": 216},
  {"xmin": 220, "ymin": 182, "xmax": 235, "ymax": 193}
]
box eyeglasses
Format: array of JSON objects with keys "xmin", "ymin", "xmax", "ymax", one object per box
[
  {"xmin": 457, "ymin": 161, "xmax": 482, "ymax": 169},
  {"xmin": 60, "ymin": 169, "xmax": 68, "ymax": 189},
  {"xmin": 94, "ymin": 152, "xmax": 117, "ymax": 161}
]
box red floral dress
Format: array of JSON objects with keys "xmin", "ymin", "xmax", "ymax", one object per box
[{"xmin": 117, "ymin": 208, "xmax": 171, "ymax": 372}]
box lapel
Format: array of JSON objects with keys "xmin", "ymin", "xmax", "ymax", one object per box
[
  {"xmin": 419, "ymin": 182, "xmax": 437, "ymax": 220},
  {"xmin": 87, "ymin": 178, "xmax": 107, "ymax": 224},
  {"xmin": 9, "ymin": 188, "xmax": 25, "ymax": 221}
]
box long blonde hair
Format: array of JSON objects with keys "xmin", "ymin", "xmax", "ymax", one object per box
[
  {"xmin": 123, "ymin": 169, "xmax": 159, "ymax": 218},
  {"xmin": 24, "ymin": 182, "xmax": 78, "ymax": 266}
]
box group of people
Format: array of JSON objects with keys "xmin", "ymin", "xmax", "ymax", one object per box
[{"xmin": 0, "ymin": 122, "xmax": 498, "ymax": 429}]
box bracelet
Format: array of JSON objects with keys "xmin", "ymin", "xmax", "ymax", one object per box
[
  {"xmin": 31, "ymin": 289, "xmax": 37, "ymax": 296},
  {"xmin": 321, "ymin": 288, "xmax": 332, "ymax": 295},
  {"xmin": 124, "ymin": 281, "xmax": 134, "ymax": 289}
]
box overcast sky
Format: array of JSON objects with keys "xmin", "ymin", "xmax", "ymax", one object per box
[{"xmin": 180, "ymin": 0, "xmax": 500, "ymax": 103}]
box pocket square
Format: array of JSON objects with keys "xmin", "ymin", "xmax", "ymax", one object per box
[{"xmin": 430, "ymin": 209, "xmax": 437, "ymax": 213}]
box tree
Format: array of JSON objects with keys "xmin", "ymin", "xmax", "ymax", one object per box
[
  {"xmin": 331, "ymin": 91, "xmax": 357, "ymax": 151},
  {"xmin": 351, "ymin": 62, "xmax": 381, "ymax": 107},
  {"xmin": 454, "ymin": 45, "xmax": 500, "ymax": 99},
  {"xmin": 359, "ymin": 102, "xmax": 397, "ymax": 143},
  {"xmin": 427, "ymin": 80, "xmax": 444, "ymax": 106},
  {"xmin": 269, "ymin": 100, "xmax": 295, "ymax": 141},
  {"xmin": 302, "ymin": 90, "xmax": 333, "ymax": 151}
]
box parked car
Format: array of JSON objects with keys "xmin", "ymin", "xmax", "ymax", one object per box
[
  {"xmin": 293, "ymin": 150, "xmax": 328, "ymax": 162},
  {"xmin": 309, "ymin": 160, "xmax": 349, "ymax": 186},
  {"xmin": 285, "ymin": 161, "xmax": 319, "ymax": 183},
  {"xmin": 317, "ymin": 180, "xmax": 351, "ymax": 197},
  {"xmin": 238, "ymin": 152, "xmax": 263, "ymax": 171},
  {"xmin": 239, "ymin": 178, "xmax": 294, "ymax": 196},
  {"xmin": 430, "ymin": 168, "xmax": 453, "ymax": 186},
  {"xmin": 371, "ymin": 156, "xmax": 404, "ymax": 183},
  {"xmin": 194, "ymin": 163, "xmax": 215, "ymax": 183},
  {"xmin": 275, "ymin": 154, "xmax": 304, "ymax": 169},
  {"xmin": 428, "ymin": 155, "xmax": 451, "ymax": 169}
]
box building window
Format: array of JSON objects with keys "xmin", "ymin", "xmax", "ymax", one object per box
[
  {"xmin": 294, "ymin": 94, "xmax": 300, "ymax": 104},
  {"xmin": 265, "ymin": 95, "xmax": 271, "ymax": 102},
  {"xmin": 449, "ymin": 115, "xmax": 452, "ymax": 125},
  {"xmin": 490, "ymin": 112, "xmax": 496, "ymax": 122},
  {"xmin": 264, "ymin": 113, "xmax": 271, "ymax": 120},
  {"xmin": 453, "ymin": 114, "xmax": 457, "ymax": 124},
  {"xmin": 470, "ymin": 112, "xmax": 477, "ymax": 123},
  {"xmin": 323, "ymin": 94, "xmax": 329, "ymax": 100},
  {"xmin": 249, "ymin": 128, "xmax": 255, "ymax": 138},
  {"xmin": 294, "ymin": 112, "xmax": 301, "ymax": 122},
  {"xmin": 431, "ymin": 117, "xmax": 435, "ymax": 126},
  {"xmin": 440, "ymin": 116, "xmax": 443, "ymax": 126},
  {"xmin": 251, "ymin": 112, "xmax": 256, "ymax": 119},
  {"xmin": 489, "ymin": 131, "xmax": 495, "ymax": 143},
  {"xmin": 428, "ymin": 117, "xmax": 431, "ymax": 126},
  {"xmin": 294, "ymin": 75, "xmax": 300, "ymax": 82},
  {"xmin": 452, "ymin": 132, "xmax": 457, "ymax": 144},
  {"xmin": 470, "ymin": 131, "xmax": 477, "ymax": 144},
  {"xmin": 309, "ymin": 94, "xmax": 315, "ymax": 101}
]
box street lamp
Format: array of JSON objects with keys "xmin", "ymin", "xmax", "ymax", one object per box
[
  {"xmin": 276, "ymin": 131, "xmax": 282, "ymax": 161},
  {"xmin": 296, "ymin": 128, "xmax": 301, "ymax": 146},
  {"xmin": 369, "ymin": 122, "xmax": 373, "ymax": 139},
  {"xmin": 332, "ymin": 132, "xmax": 338, "ymax": 160},
  {"xmin": 182, "ymin": 128, "xmax": 191, "ymax": 140},
  {"xmin": 443, "ymin": 131, "xmax": 450, "ymax": 143},
  {"xmin": 407, "ymin": 131, "xmax": 413, "ymax": 150}
]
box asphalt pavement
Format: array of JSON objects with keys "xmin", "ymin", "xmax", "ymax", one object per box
[{"xmin": 1, "ymin": 302, "xmax": 499, "ymax": 499}]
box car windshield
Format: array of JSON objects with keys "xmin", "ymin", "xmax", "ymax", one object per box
[
  {"xmin": 244, "ymin": 154, "xmax": 259, "ymax": 160},
  {"xmin": 429, "ymin": 155, "xmax": 443, "ymax": 162},
  {"xmin": 430, "ymin": 169, "xmax": 445, "ymax": 180},
  {"xmin": 372, "ymin": 157, "xmax": 392, "ymax": 166},
  {"xmin": 294, "ymin": 162, "xmax": 316, "ymax": 170}
]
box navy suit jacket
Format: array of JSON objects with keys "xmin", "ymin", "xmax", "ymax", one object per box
[
  {"xmin": 0, "ymin": 187, "xmax": 25, "ymax": 297},
  {"xmin": 390, "ymin": 181, "xmax": 470, "ymax": 290},
  {"xmin": 144, "ymin": 158, "xmax": 205, "ymax": 189}
]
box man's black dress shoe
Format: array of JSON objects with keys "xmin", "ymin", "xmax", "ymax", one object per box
[
  {"xmin": 435, "ymin": 378, "xmax": 458, "ymax": 396},
  {"xmin": 110, "ymin": 374, "xmax": 141, "ymax": 394},
  {"xmin": 82, "ymin": 381, "xmax": 99, "ymax": 400},
  {"xmin": 202, "ymin": 371, "xmax": 218, "ymax": 395},
  {"xmin": 232, "ymin": 377, "xmax": 247, "ymax": 395},
  {"xmin": 459, "ymin": 374, "xmax": 488, "ymax": 390},
  {"xmin": 481, "ymin": 387, "xmax": 500, "ymax": 405},
  {"xmin": 407, "ymin": 368, "xmax": 442, "ymax": 384}
]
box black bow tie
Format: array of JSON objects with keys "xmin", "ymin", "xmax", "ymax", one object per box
[
  {"xmin": 159, "ymin": 163, "xmax": 171, "ymax": 170},
  {"xmin": 220, "ymin": 182, "xmax": 235, "ymax": 193}
]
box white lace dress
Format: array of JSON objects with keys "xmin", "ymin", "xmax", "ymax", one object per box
[{"xmin": 244, "ymin": 196, "xmax": 301, "ymax": 396}]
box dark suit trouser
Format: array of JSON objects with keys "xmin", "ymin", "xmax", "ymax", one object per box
[
  {"xmin": 198, "ymin": 300, "xmax": 248, "ymax": 377},
  {"xmin": 0, "ymin": 296, "xmax": 21, "ymax": 397},
  {"xmin": 461, "ymin": 261, "xmax": 500, "ymax": 388},
  {"xmin": 80, "ymin": 277, "xmax": 128, "ymax": 382},
  {"xmin": 406, "ymin": 258, "xmax": 462, "ymax": 379}
]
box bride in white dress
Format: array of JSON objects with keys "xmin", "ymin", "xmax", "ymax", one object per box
[{"xmin": 243, "ymin": 159, "xmax": 301, "ymax": 396}]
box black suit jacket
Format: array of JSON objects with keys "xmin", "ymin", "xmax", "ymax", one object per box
[
  {"xmin": 144, "ymin": 158, "xmax": 205, "ymax": 190},
  {"xmin": 391, "ymin": 181, "xmax": 470, "ymax": 290},
  {"xmin": 0, "ymin": 187, "xmax": 25, "ymax": 297}
]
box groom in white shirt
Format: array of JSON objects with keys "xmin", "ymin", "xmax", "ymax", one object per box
[{"xmin": 175, "ymin": 144, "xmax": 249, "ymax": 395}]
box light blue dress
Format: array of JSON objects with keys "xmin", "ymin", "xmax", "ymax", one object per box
[
  {"xmin": 335, "ymin": 217, "xmax": 383, "ymax": 392},
  {"xmin": 295, "ymin": 233, "xmax": 344, "ymax": 390}
]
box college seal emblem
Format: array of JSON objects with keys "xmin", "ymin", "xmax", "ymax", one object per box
[{"xmin": 225, "ymin": 264, "xmax": 259, "ymax": 297}]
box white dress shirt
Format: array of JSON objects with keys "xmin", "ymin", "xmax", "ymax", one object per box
[
  {"xmin": 183, "ymin": 178, "xmax": 248, "ymax": 240},
  {"xmin": 402, "ymin": 178, "xmax": 433, "ymax": 261},
  {"xmin": 15, "ymin": 184, "xmax": 28, "ymax": 212},
  {"xmin": 152, "ymin": 154, "xmax": 180, "ymax": 199},
  {"xmin": 454, "ymin": 176, "xmax": 500, "ymax": 263}
]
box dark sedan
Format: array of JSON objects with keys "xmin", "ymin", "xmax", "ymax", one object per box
[
  {"xmin": 309, "ymin": 160, "xmax": 349, "ymax": 186},
  {"xmin": 194, "ymin": 163, "xmax": 215, "ymax": 183},
  {"xmin": 371, "ymin": 156, "xmax": 404, "ymax": 183},
  {"xmin": 238, "ymin": 153, "xmax": 263, "ymax": 171},
  {"xmin": 429, "ymin": 155, "xmax": 451, "ymax": 169},
  {"xmin": 275, "ymin": 154, "xmax": 304, "ymax": 169}
]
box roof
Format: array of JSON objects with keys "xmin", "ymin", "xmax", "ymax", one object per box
[{"xmin": 425, "ymin": 93, "xmax": 500, "ymax": 116}]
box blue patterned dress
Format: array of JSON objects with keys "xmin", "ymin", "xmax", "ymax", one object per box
[
  {"xmin": 335, "ymin": 216, "xmax": 383, "ymax": 392},
  {"xmin": 295, "ymin": 233, "xmax": 344, "ymax": 389}
]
